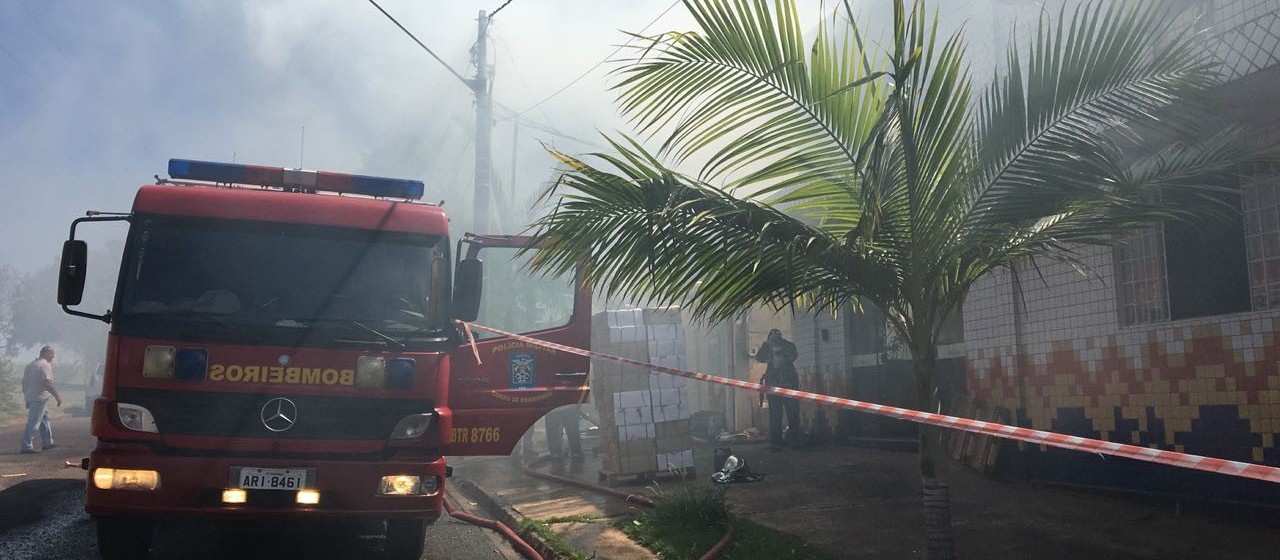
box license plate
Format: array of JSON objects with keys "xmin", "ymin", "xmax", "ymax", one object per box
[{"xmin": 232, "ymin": 467, "xmax": 310, "ymax": 490}]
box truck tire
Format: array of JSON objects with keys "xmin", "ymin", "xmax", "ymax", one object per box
[
  {"xmin": 94, "ymin": 516, "xmax": 156, "ymax": 560},
  {"xmin": 384, "ymin": 517, "xmax": 426, "ymax": 560}
]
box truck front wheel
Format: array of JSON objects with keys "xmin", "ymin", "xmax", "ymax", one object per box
[
  {"xmin": 384, "ymin": 517, "xmax": 426, "ymax": 560},
  {"xmin": 94, "ymin": 516, "xmax": 156, "ymax": 560}
]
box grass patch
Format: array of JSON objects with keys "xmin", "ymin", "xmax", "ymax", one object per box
[
  {"xmin": 619, "ymin": 485, "xmax": 837, "ymax": 560},
  {"xmin": 517, "ymin": 518, "xmax": 591, "ymax": 560}
]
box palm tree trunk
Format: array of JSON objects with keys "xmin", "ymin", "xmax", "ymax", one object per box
[{"xmin": 914, "ymin": 345, "xmax": 956, "ymax": 560}]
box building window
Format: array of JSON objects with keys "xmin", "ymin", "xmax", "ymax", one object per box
[
  {"xmin": 1243, "ymin": 168, "xmax": 1280, "ymax": 309},
  {"xmin": 1115, "ymin": 225, "xmax": 1170, "ymax": 326},
  {"xmin": 1116, "ymin": 184, "xmax": 1252, "ymax": 325},
  {"xmin": 1164, "ymin": 187, "xmax": 1250, "ymax": 320}
]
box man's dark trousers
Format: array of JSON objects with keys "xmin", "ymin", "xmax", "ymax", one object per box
[
  {"xmin": 768, "ymin": 394, "xmax": 801, "ymax": 447},
  {"xmin": 546, "ymin": 407, "xmax": 581, "ymax": 456}
]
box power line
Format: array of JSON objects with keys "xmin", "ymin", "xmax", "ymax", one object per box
[
  {"xmin": 496, "ymin": 110, "xmax": 604, "ymax": 148},
  {"xmin": 365, "ymin": 0, "xmax": 471, "ymax": 87},
  {"xmin": 18, "ymin": 0, "xmax": 68, "ymax": 56},
  {"xmin": 364, "ymin": 1, "xmax": 603, "ymax": 149},
  {"xmin": 522, "ymin": 124, "xmax": 600, "ymax": 149},
  {"xmin": 488, "ymin": 0, "xmax": 516, "ymax": 19},
  {"xmin": 500, "ymin": 0, "xmax": 680, "ymax": 120},
  {"xmin": 0, "ymin": 39, "xmax": 49, "ymax": 95},
  {"xmin": 492, "ymin": 35, "xmax": 569, "ymax": 134},
  {"xmin": 487, "ymin": 100, "xmax": 604, "ymax": 148},
  {"xmin": 486, "ymin": 40, "xmax": 595, "ymax": 146},
  {"xmin": 364, "ymin": 0, "xmax": 617, "ymax": 148}
]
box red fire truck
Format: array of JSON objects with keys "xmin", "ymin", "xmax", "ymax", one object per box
[{"xmin": 57, "ymin": 159, "xmax": 591, "ymax": 560}]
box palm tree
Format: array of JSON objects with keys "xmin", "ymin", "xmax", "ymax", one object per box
[{"xmin": 525, "ymin": 1, "xmax": 1248, "ymax": 557}]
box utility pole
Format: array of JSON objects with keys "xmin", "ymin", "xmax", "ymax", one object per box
[
  {"xmin": 510, "ymin": 115, "xmax": 519, "ymax": 215},
  {"xmin": 470, "ymin": 10, "xmax": 493, "ymax": 232}
]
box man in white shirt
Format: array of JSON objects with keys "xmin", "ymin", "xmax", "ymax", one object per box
[{"xmin": 20, "ymin": 346, "xmax": 62, "ymax": 454}]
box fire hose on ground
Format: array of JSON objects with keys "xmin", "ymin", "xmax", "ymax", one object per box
[
  {"xmin": 521, "ymin": 455, "xmax": 654, "ymax": 508},
  {"xmin": 520, "ymin": 455, "xmax": 734, "ymax": 560},
  {"xmin": 443, "ymin": 492, "xmax": 545, "ymax": 560},
  {"xmin": 445, "ymin": 461, "xmax": 733, "ymax": 560}
]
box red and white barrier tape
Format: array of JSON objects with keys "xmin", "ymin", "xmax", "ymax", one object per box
[{"xmin": 464, "ymin": 322, "xmax": 1280, "ymax": 485}]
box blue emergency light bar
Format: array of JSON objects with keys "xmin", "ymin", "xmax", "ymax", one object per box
[{"xmin": 167, "ymin": 159, "xmax": 425, "ymax": 200}]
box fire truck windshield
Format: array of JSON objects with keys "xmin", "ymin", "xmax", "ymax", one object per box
[{"xmin": 113, "ymin": 215, "xmax": 448, "ymax": 349}]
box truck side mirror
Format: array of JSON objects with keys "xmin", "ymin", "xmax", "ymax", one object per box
[
  {"xmin": 453, "ymin": 258, "xmax": 483, "ymax": 322},
  {"xmin": 58, "ymin": 240, "xmax": 88, "ymax": 306}
]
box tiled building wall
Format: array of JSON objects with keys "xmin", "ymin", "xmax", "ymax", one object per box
[
  {"xmin": 967, "ymin": 306, "xmax": 1280, "ymax": 466},
  {"xmin": 964, "ymin": 242, "xmax": 1280, "ymax": 468},
  {"xmin": 964, "ymin": 247, "xmax": 1119, "ymax": 391},
  {"xmin": 962, "ymin": 0, "xmax": 1280, "ymax": 481},
  {"xmin": 1206, "ymin": 0, "xmax": 1280, "ymax": 79},
  {"xmin": 793, "ymin": 307, "xmax": 850, "ymax": 400},
  {"xmin": 964, "ymin": 258, "xmax": 1018, "ymax": 356},
  {"xmin": 784, "ymin": 2, "xmax": 1280, "ymax": 490},
  {"xmin": 1015, "ymin": 249, "xmax": 1118, "ymax": 344}
]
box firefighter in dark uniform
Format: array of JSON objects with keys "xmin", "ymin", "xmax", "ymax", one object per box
[{"xmin": 756, "ymin": 329, "xmax": 800, "ymax": 450}]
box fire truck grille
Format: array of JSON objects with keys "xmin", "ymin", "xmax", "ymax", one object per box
[{"xmin": 116, "ymin": 388, "xmax": 432, "ymax": 440}]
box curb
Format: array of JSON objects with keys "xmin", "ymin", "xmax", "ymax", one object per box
[{"xmin": 453, "ymin": 478, "xmax": 564, "ymax": 560}]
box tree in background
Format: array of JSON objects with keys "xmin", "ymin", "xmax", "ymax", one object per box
[
  {"xmin": 7, "ymin": 239, "xmax": 121, "ymax": 387},
  {"xmin": 524, "ymin": 1, "xmax": 1256, "ymax": 557},
  {"xmin": 0, "ymin": 266, "xmax": 20, "ymax": 416}
]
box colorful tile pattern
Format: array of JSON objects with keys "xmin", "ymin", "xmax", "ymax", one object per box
[{"xmin": 969, "ymin": 318, "xmax": 1280, "ymax": 465}]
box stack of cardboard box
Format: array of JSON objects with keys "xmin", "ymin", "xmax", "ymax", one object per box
[{"xmin": 591, "ymin": 307, "xmax": 696, "ymax": 481}]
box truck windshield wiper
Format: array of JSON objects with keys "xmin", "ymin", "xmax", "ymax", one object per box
[
  {"xmin": 384, "ymin": 311, "xmax": 449, "ymax": 337},
  {"xmin": 281, "ymin": 317, "xmax": 407, "ymax": 349},
  {"xmin": 348, "ymin": 321, "xmax": 406, "ymax": 349}
]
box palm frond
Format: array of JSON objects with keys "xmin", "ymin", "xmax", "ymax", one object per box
[
  {"xmin": 880, "ymin": 0, "xmax": 974, "ymax": 283},
  {"xmin": 528, "ymin": 139, "xmax": 898, "ymax": 323},
  {"xmin": 528, "ymin": 0, "xmax": 1251, "ymax": 353},
  {"xmin": 612, "ymin": 0, "xmax": 887, "ymax": 198},
  {"xmin": 966, "ymin": 0, "xmax": 1219, "ymax": 233}
]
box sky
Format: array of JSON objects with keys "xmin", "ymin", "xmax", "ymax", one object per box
[{"xmin": 0, "ymin": 0, "xmax": 843, "ymax": 271}]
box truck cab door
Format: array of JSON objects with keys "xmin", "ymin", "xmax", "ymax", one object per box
[{"xmin": 444, "ymin": 235, "xmax": 590, "ymax": 456}]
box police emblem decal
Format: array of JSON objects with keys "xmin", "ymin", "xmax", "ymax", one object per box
[{"xmin": 509, "ymin": 352, "xmax": 536, "ymax": 389}]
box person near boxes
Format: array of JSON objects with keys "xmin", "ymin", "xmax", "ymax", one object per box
[
  {"xmin": 756, "ymin": 329, "xmax": 801, "ymax": 450},
  {"xmin": 546, "ymin": 404, "xmax": 583, "ymax": 458}
]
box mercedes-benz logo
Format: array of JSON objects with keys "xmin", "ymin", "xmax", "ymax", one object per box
[{"xmin": 260, "ymin": 397, "xmax": 298, "ymax": 433}]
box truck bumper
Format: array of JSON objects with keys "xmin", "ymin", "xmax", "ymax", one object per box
[{"xmin": 85, "ymin": 443, "xmax": 445, "ymax": 520}]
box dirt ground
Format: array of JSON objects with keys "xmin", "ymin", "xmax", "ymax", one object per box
[
  {"xmin": 454, "ymin": 425, "xmax": 1280, "ymax": 560},
  {"xmin": 725, "ymin": 441, "xmax": 1280, "ymax": 559}
]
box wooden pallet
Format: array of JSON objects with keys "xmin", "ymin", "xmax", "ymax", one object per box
[
  {"xmin": 980, "ymin": 407, "xmax": 1012, "ymax": 475},
  {"xmin": 946, "ymin": 395, "xmax": 974, "ymax": 461},
  {"xmin": 598, "ymin": 467, "xmax": 698, "ymax": 487},
  {"xmin": 964, "ymin": 401, "xmax": 991, "ymax": 470}
]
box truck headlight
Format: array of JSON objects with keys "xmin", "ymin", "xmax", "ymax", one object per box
[
  {"xmin": 378, "ymin": 475, "xmax": 438, "ymax": 495},
  {"xmin": 389, "ymin": 413, "xmax": 435, "ymax": 439},
  {"xmin": 117, "ymin": 403, "xmax": 159, "ymax": 433},
  {"xmin": 93, "ymin": 468, "xmax": 160, "ymax": 491},
  {"xmin": 222, "ymin": 488, "xmax": 247, "ymax": 504},
  {"xmin": 296, "ymin": 489, "xmax": 321, "ymax": 505}
]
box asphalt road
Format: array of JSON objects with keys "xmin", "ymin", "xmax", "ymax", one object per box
[{"xmin": 0, "ymin": 415, "xmax": 522, "ymax": 560}]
